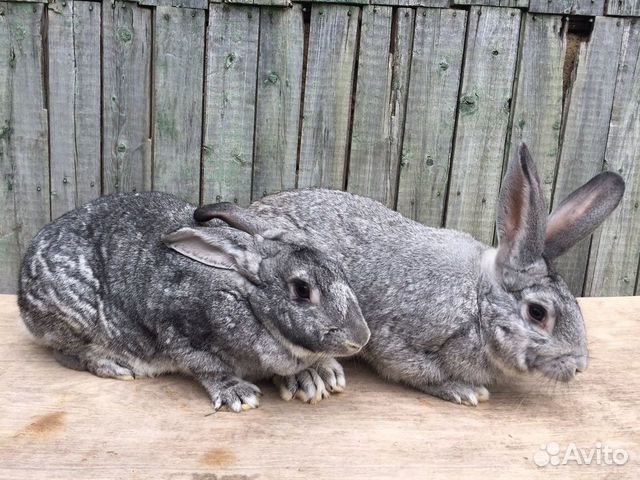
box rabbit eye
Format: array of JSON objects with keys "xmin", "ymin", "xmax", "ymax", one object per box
[
  {"xmin": 292, "ymin": 279, "xmax": 311, "ymax": 300},
  {"xmin": 527, "ymin": 303, "xmax": 546, "ymax": 323}
]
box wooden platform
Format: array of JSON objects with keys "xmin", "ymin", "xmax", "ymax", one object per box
[{"xmin": 0, "ymin": 294, "xmax": 638, "ymax": 479}]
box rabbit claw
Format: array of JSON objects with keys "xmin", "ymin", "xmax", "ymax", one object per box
[
  {"xmin": 422, "ymin": 381, "xmax": 490, "ymax": 406},
  {"xmin": 274, "ymin": 358, "xmax": 345, "ymax": 404},
  {"xmin": 205, "ymin": 377, "xmax": 262, "ymax": 413}
]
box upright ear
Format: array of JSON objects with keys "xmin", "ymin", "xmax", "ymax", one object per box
[
  {"xmin": 495, "ymin": 144, "xmax": 547, "ymax": 271},
  {"xmin": 544, "ymin": 171, "xmax": 625, "ymax": 259},
  {"xmin": 162, "ymin": 227, "xmax": 262, "ymax": 283}
]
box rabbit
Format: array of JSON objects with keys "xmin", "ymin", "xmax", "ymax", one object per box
[
  {"xmin": 194, "ymin": 144, "xmax": 625, "ymax": 406},
  {"xmin": 18, "ymin": 191, "xmax": 370, "ymax": 412}
]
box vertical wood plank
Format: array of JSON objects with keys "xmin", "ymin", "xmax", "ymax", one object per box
[
  {"xmin": 529, "ymin": 0, "xmax": 604, "ymax": 15},
  {"xmin": 48, "ymin": 1, "xmax": 101, "ymax": 219},
  {"xmin": 346, "ymin": 6, "xmax": 394, "ymax": 206},
  {"xmin": 396, "ymin": 8, "xmax": 466, "ymax": 225},
  {"xmin": 551, "ymin": 17, "xmax": 624, "ymax": 295},
  {"xmin": 444, "ymin": 6, "xmax": 521, "ymax": 244},
  {"xmin": 298, "ymin": 4, "xmax": 358, "ymax": 189},
  {"xmin": 202, "ymin": 4, "xmax": 259, "ymax": 206},
  {"xmin": 0, "ymin": 2, "xmax": 49, "ymax": 294},
  {"xmin": 507, "ymin": 13, "xmax": 566, "ymax": 204},
  {"xmin": 584, "ymin": 19, "xmax": 640, "ymax": 296},
  {"xmin": 452, "ymin": 0, "xmax": 528, "ymax": 7},
  {"xmin": 102, "ymin": 0, "xmax": 152, "ymax": 194},
  {"xmin": 152, "ymin": 6, "xmax": 205, "ymax": 204},
  {"xmin": 252, "ymin": 5, "xmax": 303, "ymax": 200},
  {"xmin": 607, "ymin": 0, "xmax": 640, "ymax": 16}
]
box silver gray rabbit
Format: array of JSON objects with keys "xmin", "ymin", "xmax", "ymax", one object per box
[
  {"xmin": 18, "ymin": 192, "xmax": 370, "ymax": 411},
  {"xmin": 198, "ymin": 144, "xmax": 624, "ymax": 405}
]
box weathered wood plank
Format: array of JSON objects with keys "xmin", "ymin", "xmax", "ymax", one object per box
[
  {"xmin": 226, "ymin": 0, "xmax": 290, "ymax": 6},
  {"xmin": 298, "ymin": 4, "xmax": 359, "ymax": 189},
  {"xmin": 444, "ymin": 6, "xmax": 520, "ymax": 243},
  {"xmin": 529, "ymin": 0, "xmax": 604, "ymax": 15},
  {"xmin": 47, "ymin": 1, "xmax": 101, "ymax": 220},
  {"xmin": 396, "ymin": 8, "xmax": 467, "ymax": 225},
  {"xmin": 452, "ymin": 0, "xmax": 528, "ymax": 7},
  {"xmin": 303, "ymin": 0, "xmax": 369, "ymax": 5},
  {"xmin": 0, "ymin": 3, "xmax": 50, "ymax": 294},
  {"xmin": 371, "ymin": 0, "xmax": 448, "ymax": 7},
  {"xmin": 102, "ymin": 0, "xmax": 152, "ymax": 194},
  {"xmin": 252, "ymin": 5, "xmax": 303, "ymax": 200},
  {"xmin": 507, "ymin": 14, "xmax": 566, "ymax": 205},
  {"xmin": 584, "ymin": 20, "xmax": 640, "ymax": 296},
  {"xmin": 202, "ymin": 4, "xmax": 259, "ymax": 206},
  {"xmin": 138, "ymin": 0, "xmax": 208, "ymax": 8},
  {"xmin": 347, "ymin": 6, "xmax": 394, "ymax": 206},
  {"xmin": 551, "ymin": 17, "xmax": 624, "ymax": 296},
  {"xmin": 152, "ymin": 6, "xmax": 205, "ymax": 204},
  {"xmin": 607, "ymin": 0, "xmax": 640, "ymax": 16}
]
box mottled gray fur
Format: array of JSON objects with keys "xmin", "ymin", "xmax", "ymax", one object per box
[
  {"xmin": 209, "ymin": 144, "xmax": 624, "ymax": 405},
  {"xmin": 18, "ymin": 192, "xmax": 370, "ymax": 412}
]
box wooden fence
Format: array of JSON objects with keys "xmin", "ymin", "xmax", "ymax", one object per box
[{"xmin": 1, "ymin": 0, "xmax": 639, "ymax": 296}]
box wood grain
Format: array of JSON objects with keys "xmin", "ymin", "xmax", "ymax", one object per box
[
  {"xmin": 507, "ymin": 13, "xmax": 566, "ymax": 204},
  {"xmin": 201, "ymin": 4, "xmax": 259, "ymax": 206},
  {"xmin": 47, "ymin": 0, "xmax": 101, "ymax": 219},
  {"xmin": 0, "ymin": 294, "xmax": 639, "ymax": 479},
  {"xmin": 551, "ymin": 17, "xmax": 624, "ymax": 296},
  {"xmin": 102, "ymin": 0, "xmax": 152, "ymax": 194},
  {"xmin": 347, "ymin": 5, "xmax": 395, "ymax": 206},
  {"xmin": 0, "ymin": 3, "xmax": 49, "ymax": 295},
  {"xmin": 298, "ymin": 4, "xmax": 359, "ymax": 189},
  {"xmin": 584, "ymin": 19, "xmax": 640, "ymax": 296},
  {"xmin": 444, "ymin": 6, "xmax": 521, "ymax": 244},
  {"xmin": 607, "ymin": 0, "xmax": 640, "ymax": 16},
  {"xmin": 152, "ymin": 6, "xmax": 205, "ymax": 204},
  {"xmin": 452, "ymin": 0, "xmax": 528, "ymax": 7},
  {"xmin": 252, "ymin": 5, "xmax": 304, "ymax": 200},
  {"xmin": 529, "ymin": 0, "xmax": 605, "ymax": 15},
  {"xmin": 396, "ymin": 8, "xmax": 467, "ymax": 226}
]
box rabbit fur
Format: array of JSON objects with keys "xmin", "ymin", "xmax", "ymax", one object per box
[
  {"xmin": 199, "ymin": 144, "xmax": 625, "ymax": 406},
  {"xmin": 18, "ymin": 192, "xmax": 370, "ymax": 412}
]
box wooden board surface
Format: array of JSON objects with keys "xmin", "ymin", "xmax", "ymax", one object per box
[
  {"xmin": 201, "ymin": 4, "xmax": 259, "ymax": 206},
  {"xmin": 396, "ymin": 7, "xmax": 466, "ymax": 226},
  {"xmin": 152, "ymin": 6, "xmax": 205, "ymax": 204},
  {"xmin": 297, "ymin": 4, "xmax": 359, "ymax": 189},
  {"xmin": 0, "ymin": 294, "xmax": 639, "ymax": 479},
  {"xmin": 444, "ymin": 6, "xmax": 521, "ymax": 244},
  {"xmin": 346, "ymin": 5, "xmax": 396, "ymax": 206},
  {"xmin": 584, "ymin": 19, "xmax": 640, "ymax": 296},
  {"xmin": 551, "ymin": 17, "xmax": 623, "ymax": 296},
  {"xmin": 47, "ymin": 0, "xmax": 102, "ymax": 220},
  {"xmin": 529, "ymin": 0, "xmax": 605, "ymax": 15},
  {"xmin": 608, "ymin": 0, "xmax": 640, "ymax": 16},
  {"xmin": 507, "ymin": 13, "xmax": 566, "ymax": 204},
  {"xmin": 102, "ymin": 0, "xmax": 153, "ymax": 194},
  {"xmin": 252, "ymin": 5, "xmax": 304, "ymax": 201},
  {"xmin": 0, "ymin": 3, "xmax": 50, "ymax": 295}
]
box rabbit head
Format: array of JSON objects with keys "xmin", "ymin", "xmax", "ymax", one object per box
[
  {"xmin": 479, "ymin": 144, "xmax": 624, "ymax": 382},
  {"xmin": 163, "ymin": 203, "xmax": 370, "ymax": 359}
]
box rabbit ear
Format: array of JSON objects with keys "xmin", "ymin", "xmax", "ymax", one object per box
[
  {"xmin": 194, "ymin": 202, "xmax": 267, "ymax": 236},
  {"xmin": 162, "ymin": 227, "xmax": 261, "ymax": 283},
  {"xmin": 544, "ymin": 172, "xmax": 625, "ymax": 259},
  {"xmin": 495, "ymin": 144, "xmax": 547, "ymax": 271}
]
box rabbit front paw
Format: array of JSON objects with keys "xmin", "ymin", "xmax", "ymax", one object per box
[
  {"xmin": 422, "ymin": 381, "xmax": 490, "ymax": 406},
  {"xmin": 274, "ymin": 358, "xmax": 346, "ymax": 404},
  {"xmin": 200, "ymin": 376, "xmax": 262, "ymax": 413}
]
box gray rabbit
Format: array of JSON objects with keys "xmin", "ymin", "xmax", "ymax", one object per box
[
  {"xmin": 197, "ymin": 144, "xmax": 625, "ymax": 405},
  {"xmin": 18, "ymin": 192, "xmax": 370, "ymax": 411}
]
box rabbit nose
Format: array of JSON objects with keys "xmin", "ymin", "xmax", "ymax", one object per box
[{"xmin": 575, "ymin": 356, "xmax": 588, "ymax": 373}]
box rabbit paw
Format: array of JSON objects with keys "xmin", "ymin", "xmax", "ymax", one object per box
[
  {"xmin": 202, "ymin": 376, "xmax": 262, "ymax": 413},
  {"xmin": 274, "ymin": 358, "xmax": 346, "ymax": 404},
  {"xmin": 422, "ymin": 381, "xmax": 490, "ymax": 406}
]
